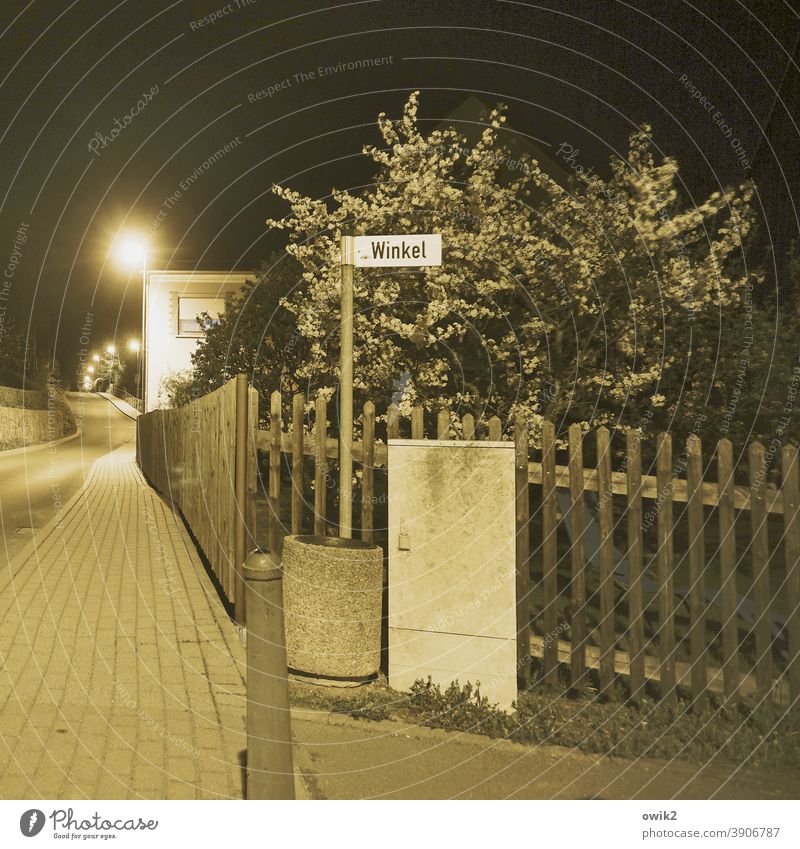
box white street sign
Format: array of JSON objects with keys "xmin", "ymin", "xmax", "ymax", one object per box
[{"xmin": 353, "ymin": 234, "xmax": 441, "ymax": 267}]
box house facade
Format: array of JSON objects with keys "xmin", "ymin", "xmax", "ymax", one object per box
[{"xmin": 144, "ymin": 269, "xmax": 252, "ymax": 411}]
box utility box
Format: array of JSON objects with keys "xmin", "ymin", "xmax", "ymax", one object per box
[{"xmin": 388, "ymin": 439, "xmax": 518, "ymax": 711}]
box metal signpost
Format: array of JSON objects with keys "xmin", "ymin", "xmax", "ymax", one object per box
[{"xmin": 337, "ymin": 232, "xmax": 442, "ymax": 537}]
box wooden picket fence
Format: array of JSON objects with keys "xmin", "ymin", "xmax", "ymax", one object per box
[
  {"xmin": 257, "ymin": 389, "xmax": 800, "ymax": 707},
  {"xmin": 135, "ymin": 377, "xmax": 799, "ymax": 705},
  {"xmin": 137, "ymin": 376, "xmax": 258, "ymax": 621}
]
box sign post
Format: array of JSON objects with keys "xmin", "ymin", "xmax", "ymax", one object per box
[
  {"xmin": 337, "ymin": 231, "xmax": 441, "ymax": 538},
  {"xmin": 339, "ymin": 229, "xmax": 355, "ymax": 538}
]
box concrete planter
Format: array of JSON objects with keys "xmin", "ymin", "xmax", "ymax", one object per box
[{"xmin": 282, "ymin": 535, "xmax": 383, "ymax": 680}]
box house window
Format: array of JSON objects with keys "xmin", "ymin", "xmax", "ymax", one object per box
[{"xmin": 177, "ymin": 296, "xmax": 225, "ymax": 336}]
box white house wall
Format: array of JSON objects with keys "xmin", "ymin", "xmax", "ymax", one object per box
[{"xmin": 144, "ymin": 270, "xmax": 252, "ymax": 411}]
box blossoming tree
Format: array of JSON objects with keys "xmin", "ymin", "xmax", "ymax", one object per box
[{"xmin": 264, "ymin": 92, "xmax": 762, "ymax": 445}]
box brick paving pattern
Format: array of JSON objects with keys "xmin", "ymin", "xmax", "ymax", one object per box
[{"xmin": 0, "ymin": 446, "xmax": 247, "ymax": 799}]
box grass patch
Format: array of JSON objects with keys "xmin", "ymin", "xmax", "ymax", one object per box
[{"xmin": 289, "ymin": 677, "xmax": 800, "ymax": 769}]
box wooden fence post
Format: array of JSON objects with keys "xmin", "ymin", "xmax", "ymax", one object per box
[
  {"xmin": 541, "ymin": 420, "xmax": 558, "ymax": 686},
  {"xmin": 269, "ymin": 390, "xmax": 282, "ymax": 557},
  {"xmin": 314, "ymin": 395, "xmax": 327, "ymax": 536},
  {"xmin": 783, "ymin": 444, "xmax": 800, "ymax": 702},
  {"xmin": 568, "ymin": 423, "xmax": 586, "ymax": 692},
  {"xmin": 596, "ymin": 426, "xmax": 614, "ymax": 698},
  {"xmin": 749, "ymin": 441, "xmax": 773, "ymax": 696},
  {"xmin": 291, "ymin": 393, "xmax": 304, "ymax": 536},
  {"xmin": 247, "ymin": 385, "xmax": 259, "ymax": 564},
  {"xmin": 625, "ymin": 428, "xmax": 645, "ymax": 702},
  {"xmin": 515, "ymin": 413, "xmax": 531, "ymax": 688},
  {"xmin": 656, "ymin": 432, "xmax": 676, "ymax": 705},
  {"xmin": 686, "ymin": 434, "xmax": 707, "ymax": 708},
  {"xmin": 488, "ymin": 416, "xmax": 501, "ymax": 442},
  {"xmin": 362, "ymin": 401, "xmax": 375, "ymax": 543},
  {"xmin": 717, "ymin": 438, "xmax": 739, "ymax": 700},
  {"xmin": 233, "ymin": 374, "xmax": 249, "ymax": 624}
]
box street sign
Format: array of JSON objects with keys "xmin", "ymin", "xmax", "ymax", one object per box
[
  {"xmin": 353, "ymin": 234, "xmax": 442, "ymax": 267},
  {"xmin": 337, "ymin": 230, "xmax": 442, "ymax": 537}
]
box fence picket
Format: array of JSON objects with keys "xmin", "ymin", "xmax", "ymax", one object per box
[
  {"xmin": 388, "ymin": 403, "xmax": 400, "ymax": 440},
  {"xmin": 437, "ymin": 408, "xmax": 450, "ymax": 440},
  {"xmin": 488, "ymin": 416, "xmax": 501, "ymax": 442},
  {"xmin": 686, "ymin": 434, "xmax": 707, "ymax": 707},
  {"xmin": 749, "ymin": 441, "xmax": 773, "ymax": 696},
  {"xmin": 718, "ymin": 438, "xmax": 739, "ymax": 700},
  {"xmin": 291, "ymin": 393, "xmax": 304, "ymax": 535},
  {"xmin": 269, "ymin": 390, "xmax": 282, "ymax": 555},
  {"xmin": 314, "ymin": 395, "xmax": 327, "ymax": 535},
  {"xmin": 783, "ymin": 444, "xmax": 800, "ymax": 701},
  {"xmin": 541, "ymin": 420, "xmax": 558, "ymax": 685},
  {"xmin": 515, "ymin": 414, "xmax": 531, "ymax": 687},
  {"xmin": 362, "ymin": 401, "xmax": 375, "ymax": 543},
  {"xmin": 568, "ymin": 423, "xmax": 586, "ymax": 691},
  {"xmin": 656, "ymin": 432, "xmax": 676, "ymax": 705},
  {"xmin": 625, "ymin": 428, "xmax": 645, "ymax": 702},
  {"xmin": 411, "ymin": 405, "xmax": 424, "ymax": 440},
  {"xmin": 462, "ymin": 412, "xmax": 475, "ymax": 440},
  {"xmin": 597, "ymin": 426, "xmax": 614, "ymax": 697}
]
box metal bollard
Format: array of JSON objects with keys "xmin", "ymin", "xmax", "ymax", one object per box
[{"xmin": 244, "ymin": 550, "xmax": 295, "ymax": 800}]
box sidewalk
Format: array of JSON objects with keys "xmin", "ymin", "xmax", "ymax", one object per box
[{"xmin": 0, "ymin": 445, "xmax": 248, "ymax": 799}]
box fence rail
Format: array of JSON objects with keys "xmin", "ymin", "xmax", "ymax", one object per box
[
  {"xmin": 110, "ymin": 385, "xmax": 143, "ymax": 413},
  {"xmin": 256, "ymin": 389, "xmax": 800, "ymax": 706}
]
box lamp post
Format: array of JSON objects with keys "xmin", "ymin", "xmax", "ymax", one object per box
[
  {"xmin": 141, "ymin": 253, "xmax": 148, "ymax": 411},
  {"xmin": 128, "ymin": 339, "xmax": 141, "ymax": 405},
  {"xmin": 114, "ymin": 235, "xmax": 149, "ymax": 411}
]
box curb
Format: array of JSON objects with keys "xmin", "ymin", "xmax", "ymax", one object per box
[{"xmin": 287, "ymin": 705, "xmax": 585, "ymax": 760}]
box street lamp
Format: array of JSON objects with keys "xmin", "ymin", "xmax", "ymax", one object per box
[
  {"xmin": 106, "ymin": 344, "xmax": 116, "ymax": 355},
  {"xmin": 92, "ymin": 354, "xmax": 100, "ymax": 363},
  {"xmin": 114, "ymin": 234, "xmax": 149, "ymax": 411},
  {"xmin": 87, "ymin": 366, "xmax": 94, "ymax": 374}
]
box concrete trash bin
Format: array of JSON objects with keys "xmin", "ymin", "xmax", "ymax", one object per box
[{"xmin": 282, "ymin": 535, "xmax": 383, "ymax": 680}]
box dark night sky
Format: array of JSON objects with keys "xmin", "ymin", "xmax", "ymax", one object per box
[{"xmin": 0, "ymin": 0, "xmax": 798, "ymax": 386}]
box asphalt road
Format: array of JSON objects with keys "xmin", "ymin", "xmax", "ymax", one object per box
[{"xmin": 0, "ymin": 392, "xmax": 135, "ymax": 567}]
